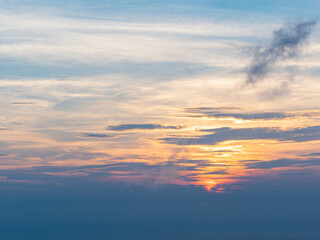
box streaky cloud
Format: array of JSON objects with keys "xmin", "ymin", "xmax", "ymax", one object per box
[
  {"xmin": 301, "ymin": 152, "xmax": 320, "ymax": 157},
  {"xmin": 184, "ymin": 108, "xmax": 320, "ymax": 120},
  {"xmin": 161, "ymin": 126, "xmax": 320, "ymax": 146},
  {"xmin": 204, "ymin": 170, "xmax": 228, "ymax": 175},
  {"xmin": 246, "ymin": 20, "xmax": 317, "ymax": 84},
  {"xmin": 185, "ymin": 107, "xmax": 241, "ymax": 112},
  {"xmin": 246, "ymin": 158, "xmax": 320, "ymax": 169},
  {"xmin": 79, "ymin": 133, "xmax": 114, "ymax": 138},
  {"xmin": 107, "ymin": 124, "xmax": 183, "ymax": 131},
  {"xmin": 10, "ymin": 102, "xmax": 36, "ymax": 105},
  {"xmin": 184, "ymin": 107, "xmax": 288, "ymax": 120}
]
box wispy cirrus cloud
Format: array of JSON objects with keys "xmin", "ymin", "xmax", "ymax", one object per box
[{"xmin": 0, "ymin": 11, "xmax": 255, "ymax": 69}]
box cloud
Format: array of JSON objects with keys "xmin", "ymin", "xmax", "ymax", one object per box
[
  {"xmin": 246, "ymin": 20, "xmax": 317, "ymax": 84},
  {"xmin": 79, "ymin": 133, "xmax": 114, "ymax": 138},
  {"xmin": 161, "ymin": 126, "xmax": 320, "ymax": 146},
  {"xmin": 246, "ymin": 158, "xmax": 320, "ymax": 169},
  {"xmin": 204, "ymin": 170, "xmax": 228, "ymax": 175},
  {"xmin": 206, "ymin": 112, "xmax": 288, "ymax": 120},
  {"xmin": 0, "ymin": 11, "xmax": 256, "ymax": 70},
  {"xmin": 107, "ymin": 124, "xmax": 182, "ymax": 131},
  {"xmin": 42, "ymin": 171, "xmax": 89, "ymax": 177},
  {"xmin": 301, "ymin": 152, "xmax": 320, "ymax": 157},
  {"xmin": 259, "ymin": 81, "xmax": 290, "ymax": 100},
  {"xmin": 54, "ymin": 97, "xmax": 103, "ymax": 111},
  {"xmin": 10, "ymin": 102, "xmax": 36, "ymax": 105},
  {"xmin": 186, "ymin": 107, "xmax": 241, "ymax": 112},
  {"xmin": 185, "ymin": 107, "xmax": 289, "ymax": 120},
  {"xmin": 184, "ymin": 108, "xmax": 320, "ymax": 121}
]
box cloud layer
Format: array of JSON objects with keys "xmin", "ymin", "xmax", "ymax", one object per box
[
  {"xmin": 107, "ymin": 124, "xmax": 182, "ymax": 131},
  {"xmin": 246, "ymin": 157, "xmax": 320, "ymax": 169},
  {"xmin": 162, "ymin": 126, "xmax": 320, "ymax": 146},
  {"xmin": 185, "ymin": 108, "xmax": 320, "ymax": 121},
  {"xmin": 246, "ymin": 20, "xmax": 317, "ymax": 84}
]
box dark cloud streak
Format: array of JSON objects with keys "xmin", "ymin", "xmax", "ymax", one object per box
[
  {"xmin": 79, "ymin": 133, "xmax": 114, "ymax": 138},
  {"xmin": 185, "ymin": 107, "xmax": 289, "ymax": 120},
  {"xmin": 184, "ymin": 108, "xmax": 320, "ymax": 121},
  {"xmin": 246, "ymin": 20, "xmax": 317, "ymax": 84},
  {"xmin": 107, "ymin": 124, "xmax": 182, "ymax": 131},
  {"xmin": 10, "ymin": 102, "xmax": 36, "ymax": 105},
  {"xmin": 246, "ymin": 158, "xmax": 320, "ymax": 169},
  {"xmin": 162, "ymin": 126, "xmax": 320, "ymax": 146}
]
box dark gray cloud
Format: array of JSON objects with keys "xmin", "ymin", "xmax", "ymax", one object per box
[
  {"xmin": 186, "ymin": 107, "xmax": 241, "ymax": 112},
  {"xmin": 204, "ymin": 170, "xmax": 228, "ymax": 175},
  {"xmin": 19, "ymin": 159, "xmax": 225, "ymax": 178},
  {"xmin": 184, "ymin": 108, "xmax": 320, "ymax": 120},
  {"xmin": 185, "ymin": 107, "xmax": 289, "ymax": 120},
  {"xmin": 107, "ymin": 124, "xmax": 182, "ymax": 131},
  {"xmin": 10, "ymin": 102, "xmax": 36, "ymax": 105},
  {"xmin": 201, "ymin": 112, "xmax": 288, "ymax": 120},
  {"xmin": 246, "ymin": 20, "xmax": 317, "ymax": 84},
  {"xmin": 171, "ymin": 159, "xmax": 214, "ymax": 166},
  {"xmin": 161, "ymin": 126, "xmax": 320, "ymax": 146},
  {"xmin": 301, "ymin": 152, "xmax": 320, "ymax": 157},
  {"xmin": 246, "ymin": 158, "xmax": 320, "ymax": 169},
  {"xmin": 79, "ymin": 133, "xmax": 114, "ymax": 138}
]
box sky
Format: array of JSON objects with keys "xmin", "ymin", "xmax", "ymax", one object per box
[{"xmin": 1, "ymin": 1, "xmax": 320, "ymax": 239}]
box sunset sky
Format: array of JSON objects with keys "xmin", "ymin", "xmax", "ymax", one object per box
[{"xmin": 1, "ymin": 1, "xmax": 320, "ymax": 239}]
